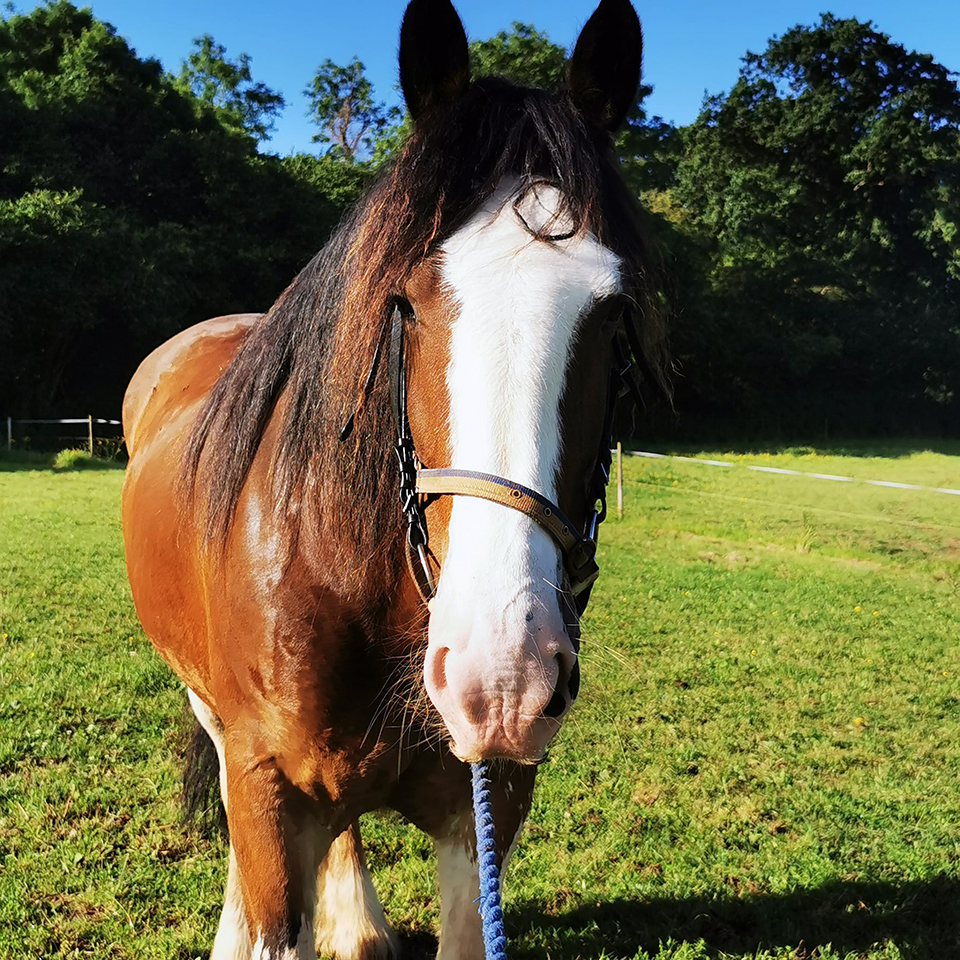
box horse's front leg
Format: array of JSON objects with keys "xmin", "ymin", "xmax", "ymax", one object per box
[
  {"xmin": 394, "ymin": 759, "xmax": 537, "ymax": 960},
  {"xmin": 434, "ymin": 764, "xmax": 535, "ymax": 960},
  {"xmin": 224, "ymin": 746, "xmax": 331, "ymax": 960},
  {"xmin": 315, "ymin": 821, "xmax": 399, "ymax": 960}
]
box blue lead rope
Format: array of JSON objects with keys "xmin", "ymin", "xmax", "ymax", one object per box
[{"xmin": 471, "ymin": 760, "xmax": 508, "ymax": 960}]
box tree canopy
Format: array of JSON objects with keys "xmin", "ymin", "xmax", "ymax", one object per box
[
  {"xmin": 2, "ymin": 3, "xmax": 958, "ymax": 441},
  {"xmin": 670, "ymin": 15, "xmax": 960, "ymax": 435},
  {"xmin": 305, "ymin": 58, "xmax": 400, "ymax": 161},
  {"xmin": 0, "ymin": 1, "xmax": 364, "ymax": 416},
  {"xmin": 174, "ymin": 34, "xmax": 284, "ymax": 142}
]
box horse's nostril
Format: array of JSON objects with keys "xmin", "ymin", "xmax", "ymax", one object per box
[
  {"xmin": 568, "ymin": 659, "xmax": 580, "ymax": 702},
  {"xmin": 426, "ymin": 646, "xmax": 450, "ymax": 696},
  {"xmin": 544, "ymin": 686, "xmax": 567, "ymax": 719},
  {"xmin": 543, "ymin": 653, "xmax": 568, "ymax": 719}
]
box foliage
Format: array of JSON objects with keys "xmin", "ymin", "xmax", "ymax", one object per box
[
  {"xmin": 469, "ymin": 22, "xmax": 567, "ymax": 88},
  {"xmin": 363, "ymin": 23, "xmax": 679, "ymax": 193},
  {"xmin": 1, "ymin": 2, "xmax": 959, "ymax": 441},
  {"xmin": 51, "ymin": 447, "xmax": 123, "ymax": 470},
  {"xmin": 463, "ymin": 23, "xmax": 679, "ymax": 195},
  {"xmin": 669, "ymin": 15, "xmax": 960, "ymax": 438},
  {"xmin": 616, "ymin": 89, "xmax": 684, "ymax": 195},
  {"xmin": 0, "ymin": 1, "xmax": 358, "ymax": 418},
  {"xmin": 305, "ymin": 57, "xmax": 401, "ymax": 161},
  {"xmin": 174, "ymin": 34, "xmax": 284, "ymax": 142},
  {"xmin": 281, "ymin": 151, "xmax": 372, "ymax": 210},
  {"xmin": 2, "ymin": 451, "xmax": 959, "ymax": 957}
]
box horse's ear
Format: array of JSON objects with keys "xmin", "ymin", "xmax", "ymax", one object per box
[
  {"xmin": 568, "ymin": 0, "xmax": 642, "ymax": 133},
  {"xmin": 399, "ymin": 0, "xmax": 470, "ymax": 122}
]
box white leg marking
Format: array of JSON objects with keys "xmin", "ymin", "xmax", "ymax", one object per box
[
  {"xmin": 435, "ymin": 828, "xmax": 482, "ymax": 960},
  {"xmin": 187, "ymin": 687, "xmax": 229, "ymax": 810},
  {"xmin": 250, "ymin": 914, "xmax": 313, "ymax": 960},
  {"xmin": 211, "ymin": 846, "xmax": 252, "ymax": 960},
  {"xmin": 189, "ymin": 691, "xmax": 324, "ymax": 959},
  {"xmin": 188, "ymin": 689, "xmax": 253, "ymax": 959},
  {"xmin": 499, "ymin": 817, "xmax": 524, "ymax": 879},
  {"xmin": 315, "ymin": 828, "xmax": 398, "ymax": 960},
  {"xmin": 435, "ymin": 813, "xmax": 525, "ymax": 960}
]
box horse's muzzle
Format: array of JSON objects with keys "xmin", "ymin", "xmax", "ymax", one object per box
[{"xmin": 424, "ymin": 619, "xmax": 578, "ymax": 763}]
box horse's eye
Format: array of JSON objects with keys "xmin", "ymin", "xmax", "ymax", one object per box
[{"xmin": 395, "ymin": 297, "xmax": 417, "ymax": 325}]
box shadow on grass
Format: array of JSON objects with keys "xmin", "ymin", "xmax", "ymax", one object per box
[
  {"xmin": 168, "ymin": 877, "xmax": 960, "ymax": 959},
  {"xmin": 492, "ymin": 875, "xmax": 960, "ymax": 959},
  {"xmin": 0, "ymin": 450, "xmax": 55, "ymax": 471}
]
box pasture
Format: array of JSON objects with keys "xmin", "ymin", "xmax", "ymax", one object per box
[{"xmin": 1, "ymin": 445, "xmax": 958, "ymax": 960}]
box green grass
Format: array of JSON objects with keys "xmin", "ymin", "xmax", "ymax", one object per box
[{"xmin": 1, "ymin": 444, "xmax": 959, "ymax": 959}]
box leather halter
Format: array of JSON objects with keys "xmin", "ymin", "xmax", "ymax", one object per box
[
  {"xmin": 339, "ymin": 301, "xmax": 641, "ymax": 609},
  {"xmin": 387, "ymin": 303, "xmax": 621, "ymax": 608}
]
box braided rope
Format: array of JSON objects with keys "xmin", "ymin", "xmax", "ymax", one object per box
[{"xmin": 471, "ymin": 760, "xmax": 508, "ymax": 960}]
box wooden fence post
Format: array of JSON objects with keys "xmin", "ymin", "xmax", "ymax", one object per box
[
  {"xmin": 616, "ymin": 441, "xmax": 623, "ymax": 520},
  {"xmin": 88, "ymin": 415, "xmax": 93, "ymax": 456},
  {"xmin": 6, "ymin": 416, "xmax": 11, "ymax": 452}
]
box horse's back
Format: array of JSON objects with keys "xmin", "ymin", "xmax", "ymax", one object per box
[{"xmin": 123, "ymin": 313, "xmax": 261, "ymax": 454}]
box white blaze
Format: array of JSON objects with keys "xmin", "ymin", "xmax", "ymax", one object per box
[
  {"xmin": 442, "ymin": 180, "xmax": 621, "ymax": 496},
  {"xmin": 439, "ymin": 179, "xmax": 621, "ymax": 598},
  {"xmin": 425, "ymin": 178, "xmax": 621, "ymax": 759}
]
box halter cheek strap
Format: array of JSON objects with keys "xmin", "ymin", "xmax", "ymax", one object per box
[{"xmin": 387, "ymin": 303, "xmax": 612, "ymax": 607}]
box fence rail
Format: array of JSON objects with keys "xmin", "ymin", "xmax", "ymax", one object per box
[{"xmin": 5, "ymin": 415, "xmax": 121, "ymax": 455}]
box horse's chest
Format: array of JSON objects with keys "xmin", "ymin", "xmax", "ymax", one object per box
[{"xmin": 281, "ymin": 736, "xmax": 410, "ymax": 832}]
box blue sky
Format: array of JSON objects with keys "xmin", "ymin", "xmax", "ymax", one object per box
[{"xmin": 15, "ymin": 0, "xmax": 960, "ymax": 155}]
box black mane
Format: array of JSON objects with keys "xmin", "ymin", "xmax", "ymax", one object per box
[{"xmin": 183, "ymin": 77, "xmax": 668, "ymax": 594}]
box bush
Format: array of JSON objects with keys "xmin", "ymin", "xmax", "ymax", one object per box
[{"xmin": 51, "ymin": 448, "xmax": 124, "ymax": 471}]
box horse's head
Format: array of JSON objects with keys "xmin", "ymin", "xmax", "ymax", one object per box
[{"xmin": 390, "ymin": 0, "xmax": 652, "ymax": 763}]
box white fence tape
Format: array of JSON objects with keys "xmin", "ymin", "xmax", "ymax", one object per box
[
  {"xmin": 12, "ymin": 418, "xmax": 120, "ymax": 425},
  {"xmin": 629, "ymin": 450, "xmax": 960, "ymax": 497}
]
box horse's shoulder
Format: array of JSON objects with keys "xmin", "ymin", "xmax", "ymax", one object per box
[{"xmin": 123, "ymin": 313, "xmax": 262, "ymax": 453}]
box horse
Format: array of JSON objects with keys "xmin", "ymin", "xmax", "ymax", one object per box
[{"xmin": 120, "ymin": 0, "xmax": 667, "ymax": 957}]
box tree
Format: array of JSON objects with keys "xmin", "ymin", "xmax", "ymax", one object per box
[
  {"xmin": 672, "ymin": 15, "xmax": 960, "ymax": 434},
  {"xmin": 305, "ymin": 58, "xmax": 400, "ymax": 161},
  {"xmin": 0, "ymin": 2, "xmax": 352, "ymax": 417},
  {"xmin": 466, "ymin": 23, "xmax": 683, "ymax": 193},
  {"xmin": 469, "ymin": 22, "xmax": 566, "ymax": 88},
  {"xmin": 360, "ymin": 21, "xmax": 682, "ymax": 194},
  {"xmin": 175, "ymin": 34, "xmax": 284, "ymax": 142},
  {"xmin": 616, "ymin": 87, "xmax": 683, "ymax": 195},
  {"xmin": 355, "ymin": 25, "xmax": 568, "ymax": 168}
]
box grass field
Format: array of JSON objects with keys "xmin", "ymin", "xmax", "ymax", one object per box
[{"xmin": 1, "ymin": 443, "xmax": 958, "ymax": 960}]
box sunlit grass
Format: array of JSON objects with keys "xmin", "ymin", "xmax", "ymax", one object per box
[{"xmin": 1, "ymin": 447, "xmax": 958, "ymax": 959}]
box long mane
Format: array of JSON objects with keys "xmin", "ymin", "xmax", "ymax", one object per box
[{"xmin": 183, "ymin": 78, "xmax": 668, "ymax": 587}]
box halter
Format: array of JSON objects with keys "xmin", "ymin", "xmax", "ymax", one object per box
[{"xmin": 341, "ymin": 302, "xmax": 643, "ymax": 610}]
